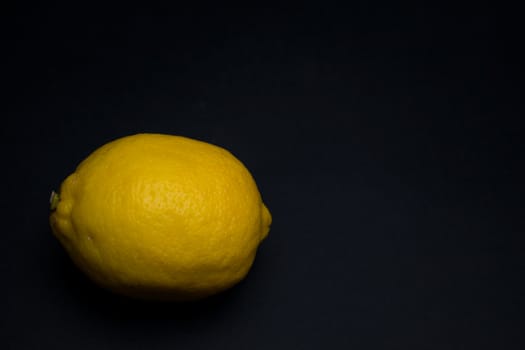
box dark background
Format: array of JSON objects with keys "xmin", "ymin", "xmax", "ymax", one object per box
[{"xmin": 3, "ymin": 3, "xmax": 524, "ymax": 349}]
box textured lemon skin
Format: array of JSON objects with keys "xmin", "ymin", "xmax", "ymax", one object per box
[{"xmin": 50, "ymin": 134, "xmax": 271, "ymax": 300}]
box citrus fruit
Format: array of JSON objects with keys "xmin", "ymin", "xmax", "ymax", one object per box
[{"xmin": 49, "ymin": 133, "xmax": 271, "ymax": 301}]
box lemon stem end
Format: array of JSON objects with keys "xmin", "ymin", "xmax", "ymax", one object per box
[{"xmin": 50, "ymin": 191, "xmax": 60, "ymax": 211}]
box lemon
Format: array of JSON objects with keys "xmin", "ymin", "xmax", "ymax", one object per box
[{"xmin": 50, "ymin": 133, "xmax": 271, "ymax": 301}]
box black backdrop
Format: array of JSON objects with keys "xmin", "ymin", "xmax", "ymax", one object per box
[{"xmin": 3, "ymin": 3, "xmax": 524, "ymax": 349}]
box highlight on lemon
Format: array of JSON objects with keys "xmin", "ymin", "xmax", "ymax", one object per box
[{"xmin": 50, "ymin": 133, "xmax": 271, "ymax": 301}]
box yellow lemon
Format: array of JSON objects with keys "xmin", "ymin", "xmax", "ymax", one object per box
[{"xmin": 50, "ymin": 133, "xmax": 271, "ymax": 301}]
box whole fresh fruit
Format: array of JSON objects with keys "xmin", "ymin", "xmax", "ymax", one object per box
[{"xmin": 50, "ymin": 133, "xmax": 271, "ymax": 301}]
